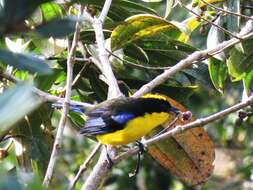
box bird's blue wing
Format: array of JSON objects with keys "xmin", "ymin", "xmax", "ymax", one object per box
[
  {"xmin": 80, "ymin": 112, "xmax": 135, "ymax": 136},
  {"xmin": 111, "ymin": 112, "xmax": 135, "ymax": 124},
  {"xmin": 80, "ymin": 116, "xmax": 117, "ymax": 135}
]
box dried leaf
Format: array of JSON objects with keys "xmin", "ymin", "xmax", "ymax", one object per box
[{"xmin": 148, "ymin": 96, "xmax": 215, "ymax": 185}]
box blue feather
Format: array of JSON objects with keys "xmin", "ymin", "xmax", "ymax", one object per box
[
  {"xmin": 111, "ymin": 113, "xmax": 135, "ymax": 124},
  {"xmin": 85, "ymin": 117, "xmax": 105, "ymax": 127}
]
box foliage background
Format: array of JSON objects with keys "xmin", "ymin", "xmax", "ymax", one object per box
[{"xmin": 0, "ymin": 0, "xmax": 253, "ymax": 189}]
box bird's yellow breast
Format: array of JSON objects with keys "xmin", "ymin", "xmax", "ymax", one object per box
[{"xmin": 96, "ymin": 112, "xmax": 171, "ymax": 145}]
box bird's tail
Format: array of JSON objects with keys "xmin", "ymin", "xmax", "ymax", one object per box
[{"xmin": 52, "ymin": 102, "xmax": 85, "ymax": 114}]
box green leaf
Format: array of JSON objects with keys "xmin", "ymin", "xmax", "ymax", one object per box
[
  {"xmin": 69, "ymin": 112, "xmax": 85, "ymax": 127},
  {"xmin": 123, "ymin": 38, "xmax": 196, "ymax": 68},
  {"xmin": 0, "ymin": 49, "xmax": 51, "ymax": 74},
  {"xmin": 80, "ymin": 29, "xmax": 111, "ymax": 45},
  {"xmin": 0, "ymin": 83, "xmax": 42, "ymax": 136},
  {"xmin": 116, "ymin": 67, "xmax": 197, "ymax": 101},
  {"xmin": 164, "ymin": 0, "xmax": 177, "ymax": 18},
  {"xmin": 207, "ymin": 16, "xmax": 225, "ymax": 61},
  {"xmin": 35, "ymin": 68, "xmax": 63, "ymax": 90},
  {"xmin": 243, "ymin": 69, "xmax": 253, "ymax": 93},
  {"xmin": 124, "ymin": 44, "xmax": 149, "ymax": 64},
  {"xmin": 208, "ymin": 57, "xmax": 227, "ymax": 92},
  {"xmin": 35, "ymin": 17, "xmax": 81, "ymax": 38},
  {"xmin": 40, "ymin": 2, "xmax": 63, "ymax": 21},
  {"xmin": 226, "ymin": 0, "xmax": 240, "ymax": 34},
  {"xmin": 13, "ymin": 104, "xmax": 53, "ymax": 175},
  {"xmin": 178, "ymin": 16, "xmax": 200, "ymax": 42},
  {"xmin": 183, "ymin": 64, "xmax": 214, "ymax": 90},
  {"xmin": 227, "ymin": 49, "xmax": 253, "ymax": 81},
  {"xmin": 111, "ymin": 14, "xmax": 182, "ymax": 51},
  {"xmin": 240, "ymin": 38, "xmax": 253, "ymax": 54},
  {"xmin": 0, "ymin": 0, "xmax": 52, "ymax": 34}
]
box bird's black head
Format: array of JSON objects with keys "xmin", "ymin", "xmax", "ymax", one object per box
[{"xmin": 140, "ymin": 94, "xmax": 180, "ymax": 115}]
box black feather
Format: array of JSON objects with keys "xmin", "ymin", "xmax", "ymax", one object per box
[{"xmin": 79, "ymin": 96, "xmax": 176, "ymax": 136}]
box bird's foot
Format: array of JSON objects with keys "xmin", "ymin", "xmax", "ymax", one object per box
[{"xmin": 128, "ymin": 141, "xmax": 145, "ymax": 177}]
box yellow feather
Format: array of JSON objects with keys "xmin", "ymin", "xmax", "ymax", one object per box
[
  {"xmin": 142, "ymin": 93, "xmax": 167, "ymax": 101},
  {"xmin": 96, "ymin": 112, "xmax": 171, "ymax": 145}
]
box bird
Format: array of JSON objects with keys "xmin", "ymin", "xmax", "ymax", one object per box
[
  {"xmin": 52, "ymin": 93, "xmax": 180, "ymax": 175},
  {"xmin": 79, "ymin": 93, "xmax": 180, "ymax": 145}
]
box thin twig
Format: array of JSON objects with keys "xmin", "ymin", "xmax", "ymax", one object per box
[
  {"xmin": 68, "ymin": 143, "xmax": 102, "ymax": 190},
  {"xmin": 114, "ymin": 94, "xmax": 253, "ymax": 163},
  {"xmin": 98, "ymin": 0, "xmax": 112, "ymax": 23},
  {"xmin": 92, "ymin": 19, "xmax": 122, "ymax": 98},
  {"xmin": 179, "ymin": 1, "xmax": 241, "ymax": 39},
  {"xmin": 42, "ymin": 7, "xmax": 82, "ymax": 188},
  {"xmin": 200, "ymin": 0, "xmax": 253, "ymax": 21}
]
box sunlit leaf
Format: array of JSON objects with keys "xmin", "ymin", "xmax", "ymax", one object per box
[
  {"xmin": 111, "ymin": 14, "xmax": 182, "ymax": 51},
  {"xmin": 198, "ymin": 0, "xmax": 225, "ymax": 8},
  {"xmin": 35, "ymin": 68, "xmax": 63, "ymax": 90},
  {"xmin": 208, "ymin": 57, "xmax": 227, "ymax": 92},
  {"xmin": 178, "ymin": 16, "xmax": 200, "ymax": 42},
  {"xmin": 32, "ymin": 38, "xmax": 68, "ymax": 58},
  {"xmin": 227, "ymin": 49, "xmax": 253, "ymax": 81},
  {"xmin": 207, "ymin": 16, "xmax": 225, "ymax": 61},
  {"xmin": 243, "ymin": 69, "xmax": 253, "ymax": 94},
  {"xmin": 5, "ymin": 38, "xmax": 30, "ymax": 53},
  {"xmin": 40, "ymin": 2, "xmax": 63, "ymax": 21}
]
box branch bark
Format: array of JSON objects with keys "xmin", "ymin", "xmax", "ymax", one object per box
[
  {"xmin": 42, "ymin": 9, "xmax": 81, "ymax": 188},
  {"xmin": 80, "ymin": 1, "xmax": 123, "ymax": 190}
]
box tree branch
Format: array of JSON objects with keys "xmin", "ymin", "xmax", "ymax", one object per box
[
  {"xmin": 42, "ymin": 8, "xmax": 82, "ymax": 188},
  {"xmin": 99, "ymin": 0, "xmax": 112, "ymax": 23},
  {"xmin": 92, "ymin": 18, "xmax": 122, "ymax": 98},
  {"xmin": 79, "ymin": 1, "xmax": 123, "ymax": 189}
]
